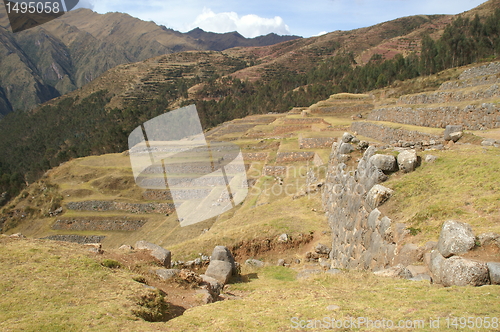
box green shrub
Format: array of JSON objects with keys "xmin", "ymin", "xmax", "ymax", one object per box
[
  {"xmin": 132, "ymin": 289, "xmax": 169, "ymax": 322},
  {"xmin": 100, "ymin": 259, "xmax": 121, "ymax": 269}
]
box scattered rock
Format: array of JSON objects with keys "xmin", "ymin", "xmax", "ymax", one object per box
[
  {"xmin": 449, "ymin": 131, "xmax": 463, "ymax": 142},
  {"xmin": 341, "ymin": 132, "xmax": 354, "ymax": 143},
  {"xmin": 277, "ymin": 259, "xmax": 285, "ymax": 266},
  {"xmin": 487, "ymin": 262, "xmax": 500, "ymax": 285},
  {"xmin": 155, "ymin": 268, "xmax": 180, "ymax": 281},
  {"xmin": 200, "ymin": 274, "xmax": 223, "ymax": 295},
  {"xmin": 437, "ymin": 220, "xmax": 476, "ymax": 258},
  {"xmin": 477, "ymin": 232, "xmax": 500, "ymax": 248},
  {"xmin": 135, "ymin": 241, "xmax": 171, "ymax": 268},
  {"xmin": 278, "ymin": 233, "xmax": 289, "ymax": 243},
  {"xmin": 369, "ymin": 154, "xmax": 398, "ymax": 173},
  {"xmin": 9, "ymin": 233, "xmax": 25, "ymax": 239},
  {"xmin": 48, "ymin": 207, "xmax": 63, "ymax": 217},
  {"xmin": 406, "ymin": 265, "xmax": 428, "ymax": 277},
  {"xmin": 339, "ymin": 142, "xmax": 354, "ymax": 154},
  {"xmin": 196, "ymin": 288, "xmax": 215, "ymax": 304},
  {"xmin": 326, "ymin": 304, "xmax": 341, "ymax": 311},
  {"xmin": 296, "ymin": 269, "xmax": 322, "ymax": 279},
  {"xmin": 424, "ymin": 154, "xmax": 438, "ymax": 163},
  {"xmin": 326, "ymin": 268, "xmax": 341, "ymax": 275},
  {"xmin": 119, "ymin": 244, "xmax": 133, "ymax": 251},
  {"xmin": 87, "ymin": 247, "xmax": 103, "ymax": 254},
  {"xmin": 428, "ymin": 250, "xmax": 446, "ymax": 284},
  {"xmin": 210, "ymin": 246, "xmax": 237, "ymax": 275},
  {"xmin": 245, "ymin": 259, "xmax": 265, "ymax": 268},
  {"xmin": 366, "ymin": 184, "xmax": 394, "ymax": 209},
  {"xmin": 373, "ymin": 264, "xmax": 412, "ymax": 279},
  {"xmin": 315, "ymin": 243, "xmax": 331, "ymax": 255},
  {"xmin": 481, "ymin": 139, "xmax": 497, "ymax": 146},
  {"xmin": 357, "ymin": 141, "xmax": 369, "ymax": 150},
  {"xmin": 178, "ymin": 269, "xmax": 202, "ymax": 285},
  {"xmin": 318, "ymin": 258, "xmax": 331, "ymax": 269},
  {"xmin": 204, "ymin": 263, "xmax": 231, "ymax": 285},
  {"xmin": 397, "ymin": 150, "xmax": 418, "ymax": 173},
  {"xmin": 409, "ymin": 274, "xmax": 432, "ymax": 282},
  {"xmin": 396, "ymin": 244, "xmax": 424, "ymax": 266},
  {"xmin": 444, "ymin": 125, "xmax": 463, "ymax": 141},
  {"xmin": 441, "ymin": 256, "xmax": 490, "ymax": 287}
]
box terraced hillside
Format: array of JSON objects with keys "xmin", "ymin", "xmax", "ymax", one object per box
[{"xmin": 1, "ymin": 61, "xmax": 500, "ymax": 331}]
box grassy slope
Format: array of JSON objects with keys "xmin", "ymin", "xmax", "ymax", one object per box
[
  {"xmin": 2, "ymin": 236, "xmax": 498, "ymax": 331},
  {"xmin": 382, "ymin": 144, "xmax": 500, "ymax": 244},
  {"xmin": 0, "ymin": 237, "xmax": 162, "ymax": 331}
]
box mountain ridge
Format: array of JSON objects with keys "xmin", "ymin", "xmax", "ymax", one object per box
[{"xmin": 0, "ymin": 8, "xmax": 300, "ymax": 116}]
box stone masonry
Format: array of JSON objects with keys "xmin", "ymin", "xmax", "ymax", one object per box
[{"xmin": 322, "ymin": 142, "xmax": 406, "ymax": 271}]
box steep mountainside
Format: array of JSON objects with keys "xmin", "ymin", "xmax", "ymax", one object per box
[{"xmin": 0, "ymin": 8, "xmax": 300, "ymax": 116}]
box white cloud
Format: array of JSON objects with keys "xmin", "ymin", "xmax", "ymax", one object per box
[
  {"xmin": 313, "ymin": 31, "xmax": 328, "ymax": 37},
  {"xmin": 188, "ymin": 8, "xmax": 291, "ymax": 38}
]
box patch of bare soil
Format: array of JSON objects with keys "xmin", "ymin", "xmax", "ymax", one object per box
[
  {"xmin": 461, "ymin": 244, "xmax": 500, "ymax": 263},
  {"xmin": 229, "ymin": 233, "xmax": 314, "ymax": 261}
]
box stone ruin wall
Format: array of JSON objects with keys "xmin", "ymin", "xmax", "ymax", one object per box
[
  {"xmin": 321, "ymin": 142, "xmax": 408, "ymax": 271},
  {"xmin": 367, "ymin": 103, "xmax": 500, "ymax": 130},
  {"xmin": 276, "ymin": 151, "xmax": 315, "ymax": 163},
  {"xmin": 351, "ymin": 122, "xmax": 443, "ymax": 144},
  {"xmin": 299, "ymin": 137, "xmax": 336, "ymax": 149}
]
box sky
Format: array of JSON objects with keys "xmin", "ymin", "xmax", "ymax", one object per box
[{"xmin": 74, "ymin": 0, "xmax": 488, "ymax": 38}]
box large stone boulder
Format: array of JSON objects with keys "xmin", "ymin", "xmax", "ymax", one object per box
[
  {"xmin": 205, "ymin": 260, "xmax": 233, "ymax": 284},
  {"xmin": 245, "ymin": 259, "xmax": 265, "ymax": 268},
  {"xmin": 429, "ymin": 250, "xmax": 446, "ymax": 284},
  {"xmin": 477, "ymin": 232, "xmax": 500, "ymax": 248},
  {"xmin": 444, "ymin": 125, "xmax": 463, "ymax": 142},
  {"xmin": 366, "ymin": 184, "xmax": 393, "ymax": 209},
  {"xmin": 396, "ymin": 243, "xmax": 424, "ymax": 266},
  {"xmin": 440, "ymin": 256, "xmax": 490, "ymax": 287},
  {"xmin": 200, "ymin": 274, "xmax": 223, "ymax": 295},
  {"xmin": 369, "ymin": 154, "xmax": 398, "ymax": 173},
  {"xmin": 397, "ymin": 150, "xmax": 418, "ymax": 173},
  {"xmin": 210, "ymin": 245, "xmax": 238, "ymax": 275},
  {"xmin": 437, "ymin": 220, "xmax": 476, "ymax": 258},
  {"xmin": 135, "ymin": 240, "xmax": 171, "ymax": 268},
  {"xmin": 315, "ymin": 243, "xmax": 331, "ymax": 255},
  {"xmin": 341, "ymin": 132, "xmax": 354, "ymax": 143},
  {"xmin": 338, "ymin": 142, "xmax": 354, "ymax": 154},
  {"xmin": 154, "ymin": 268, "xmax": 180, "ymax": 280},
  {"xmin": 487, "ymin": 262, "xmax": 500, "ymax": 285},
  {"xmin": 204, "ymin": 246, "xmax": 238, "ymax": 284}
]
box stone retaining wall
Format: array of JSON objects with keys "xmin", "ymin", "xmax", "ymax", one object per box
[
  {"xmin": 276, "ymin": 151, "xmax": 315, "ymax": 163},
  {"xmin": 263, "ymin": 166, "xmax": 287, "ymax": 177},
  {"xmin": 299, "ymin": 137, "xmax": 336, "ymax": 149},
  {"xmin": 351, "ymin": 122, "xmax": 442, "ymax": 144},
  {"xmin": 66, "ymin": 201, "xmax": 175, "ymax": 214},
  {"xmin": 52, "ymin": 218, "xmax": 147, "ymax": 231},
  {"xmin": 457, "ymin": 61, "xmax": 500, "ymax": 81},
  {"xmin": 243, "ymin": 152, "xmax": 269, "ymax": 161},
  {"xmin": 367, "ymin": 103, "xmax": 500, "ymax": 130},
  {"xmin": 399, "ymin": 84, "xmax": 500, "ymax": 105},
  {"xmin": 41, "ymin": 235, "xmax": 106, "ymax": 243},
  {"xmin": 283, "ymin": 118, "xmax": 323, "ymax": 124},
  {"xmin": 309, "ymin": 104, "xmax": 373, "ymax": 115}
]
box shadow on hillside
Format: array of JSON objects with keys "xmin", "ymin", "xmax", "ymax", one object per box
[{"xmin": 164, "ymin": 303, "xmax": 186, "ymax": 321}]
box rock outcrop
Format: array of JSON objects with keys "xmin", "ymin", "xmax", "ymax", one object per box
[
  {"xmin": 204, "ymin": 246, "xmax": 238, "ymax": 284},
  {"xmin": 135, "ymin": 240, "xmax": 172, "ymax": 268}
]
